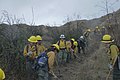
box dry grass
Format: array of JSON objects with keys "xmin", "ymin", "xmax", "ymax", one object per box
[
  {"xmin": 77, "ymin": 44, "xmax": 112, "ymax": 80},
  {"xmin": 53, "ymin": 41, "xmax": 113, "ymax": 80}
]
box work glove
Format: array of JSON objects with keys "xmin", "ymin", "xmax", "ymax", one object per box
[
  {"xmin": 70, "ymin": 49, "xmax": 74, "ymax": 52},
  {"xmin": 27, "ymin": 51, "xmax": 33, "ymax": 56},
  {"xmin": 108, "ymin": 64, "xmax": 113, "ymax": 71}
]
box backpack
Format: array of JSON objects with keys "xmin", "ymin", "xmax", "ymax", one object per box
[
  {"xmin": 78, "ymin": 38, "xmax": 86, "ymax": 47},
  {"xmin": 34, "ymin": 52, "xmax": 48, "ymax": 70}
]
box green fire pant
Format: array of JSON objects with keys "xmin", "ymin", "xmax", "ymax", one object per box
[
  {"xmin": 37, "ymin": 65, "xmax": 50, "ymax": 80},
  {"xmin": 57, "ymin": 50, "xmax": 67, "ymax": 65}
]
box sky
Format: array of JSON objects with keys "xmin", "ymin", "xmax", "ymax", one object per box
[{"xmin": 0, "ymin": 0, "xmax": 120, "ymax": 26}]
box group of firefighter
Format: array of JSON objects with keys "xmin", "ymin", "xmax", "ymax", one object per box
[
  {"xmin": 22, "ymin": 34, "xmax": 87, "ymax": 80},
  {"xmin": 22, "ymin": 29, "xmax": 92, "ymax": 80},
  {"xmin": 1, "ymin": 25, "xmax": 120, "ymax": 80},
  {"xmin": 21, "ymin": 26, "xmax": 107, "ymax": 80}
]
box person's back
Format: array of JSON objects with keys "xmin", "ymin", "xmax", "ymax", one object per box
[
  {"xmin": 108, "ymin": 44, "xmax": 120, "ymax": 80},
  {"xmin": 109, "ymin": 44, "xmax": 119, "ymax": 62},
  {"xmin": 77, "ymin": 36, "xmax": 86, "ymax": 54},
  {"xmin": 83, "ymin": 29, "xmax": 91, "ymax": 38},
  {"xmin": 101, "ymin": 34, "xmax": 120, "ymax": 80},
  {"xmin": 36, "ymin": 44, "xmax": 59, "ymax": 80},
  {"xmin": 66, "ymin": 41, "xmax": 72, "ymax": 52},
  {"xmin": 78, "ymin": 38, "xmax": 86, "ymax": 47},
  {"xmin": 101, "ymin": 27, "xmax": 106, "ymax": 36},
  {"xmin": 37, "ymin": 44, "xmax": 46, "ymax": 55},
  {"xmin": 36, "ymin": 35, "xmax": 46, "ymax": 55},
  {"xmin": 36, "ymin": 51, "xmax": 49, "ymax": 80}
]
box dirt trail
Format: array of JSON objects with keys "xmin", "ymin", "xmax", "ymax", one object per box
[
  {"xmin": 52, "ymin": 33, "xmax": 112, "ymax": 80},
  {"xmin": 53, "ymin": 40, "xmax": 99, "ymax": 80},
  {"xmin": 53, "ymin": 54, "xmax": 86, "ymax": 80}
]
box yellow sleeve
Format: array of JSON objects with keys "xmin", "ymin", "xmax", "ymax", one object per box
[
  {"xmin": 42, "ymin": 45, "xmax": 46, "ymax": 51},
  {"xmin": 56, "ymin": 41, "xmax": 59, "ymax": 45},
  {"xmin": 47, "ymin": 51, "xmax": 55, "ymax": 71},
  {"xmin": 0, "ymin": 68, "xmax": 5, "ymax": 79},
  {"xmin": 23, "ymin": 45, "xmax": 27, "ymax": 57},
  {"xmin": 32, "ymin": 51, "xmax": 37, "ymax": 59},
  {"xmin": 66, "ymin": 41, "xmax": 71, "ymax": 52},
  {"xmin": 74, "ymin": 47, "xmax": 78, "ymax": 54},
  {"xmin": 110, "ymin": 45, "xmax": 119, "ymax": 65}
]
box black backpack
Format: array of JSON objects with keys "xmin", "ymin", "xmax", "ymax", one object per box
[{"xmin": 78, "ymin": 38, "xmax": 86, "ymax": 46}]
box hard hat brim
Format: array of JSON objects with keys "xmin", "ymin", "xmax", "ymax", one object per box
[
  {"xmin": 28, "ymin": 39, "xmax": 37, "ymax": 43},
  {"xmin": 60, "ymin": 37, "xmax": 65, "ymax": 38},
  {"xmin": 51, "ymin": 44, "xmax": 60, "ymax": 51},
  {"xmin": 101, "ymin": 40, "xmax": 114, "ymax": 43},
  {"xmin": 37, "ymin": 39, "xmax": 42, "ymax": 41}
]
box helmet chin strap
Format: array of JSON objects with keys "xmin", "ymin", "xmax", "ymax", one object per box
[{"xmin": 61, "ymin": 38, "xmax": 64, "ymax": 40}]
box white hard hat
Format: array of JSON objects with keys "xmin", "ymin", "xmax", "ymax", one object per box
[
  {"xmin": 60, "ymin": 34, "xmax": 65, "ymax": 38},
  {"xmin": 80, "ymin": 36, "xmax": 84, "ymax": 39}
]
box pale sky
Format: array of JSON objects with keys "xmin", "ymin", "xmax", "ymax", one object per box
[{"xmin": 0, "ymin": 0, "xmax": 120, "ymax": 26}]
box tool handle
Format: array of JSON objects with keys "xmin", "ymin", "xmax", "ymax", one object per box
[{"xmin": 106, "ymin": 55, "xmax": 118, "ymax": 80}]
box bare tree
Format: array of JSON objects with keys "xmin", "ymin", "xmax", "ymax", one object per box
[
  {"xmin": 63, "ymin": 13, "xmax": 81, "ymax": 24},
  {"xmin": 1, "ymin": 10, "xmax": 12, "ymax": 25},
  {"xmin": 30, "ymin": 7, "xmax": 35, "ymax": 25},
  {"xmin": 0, "ymin": 10, "xmax": 26, "ymax": 25},
  {"xmin": 96, "ymin": 0, "xmax": 120, "ymax": 45}
]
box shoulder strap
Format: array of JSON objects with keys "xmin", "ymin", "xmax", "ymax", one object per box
[
  {"xmin": 58, "ymin": 40, "xmax": 60, "ymax": 46},
  {"xmin": 109, "ymin": 44, "xmax": 113, "ymax": 48},
  {"xmin": 109, "ymin": 44, "xmax": 116, "ymax": 54},
  {"xmin": 64, "ymin": 40, "xmax": 66, "ymax": 46},
  {"xmin": 35, "ymin": 44, "xmax": 38, "ymax": 56},
  {"xmin": 58, "ymin": 40, "xmax": 66, "ymax": 48},
  {"xmin": 26, "ymin": 44, "xmax": 29, "ymax": 53}
]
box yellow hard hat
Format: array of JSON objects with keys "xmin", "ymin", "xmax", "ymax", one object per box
[
  {"xmin": 98, "ymin": 29, "xmax": 100, "ymax": 31},
  {"xmin": 102, "ymin": 26, "xmax": 105, "ymax": 28},
  {"xmin": 96, "ymin": 26, "xmax": 99, "ymax": 28},
  {"xmin": 87, "ymin": 29, "xmax": 91, "ymax": 32},
  {"xmin": 74, "ymin": 41, "xmax": 78, "ymax": 46},
  {"xmin": 101, "ymin": 34, "xmax": 114, "ymax": 43},
  {"xmin": 52, "ymin": 44, "xmax": 60, "ymax": 51},
  {"xmin": 71, "ymin": 38, "xmax": 75, "ymax": 42},
  {"xmin": 0, "ymin": 68, "xmax": 5, "ymax": 80},
  {"xmin": 28, "ymin": 36, "xmax": 38, "ymax": 43},
  {"xmin": 36, "ymin": 35, "xmax": 42, "ymax": 40}
]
